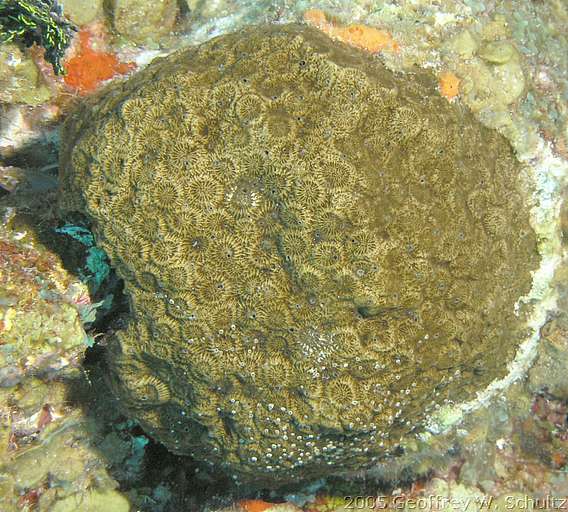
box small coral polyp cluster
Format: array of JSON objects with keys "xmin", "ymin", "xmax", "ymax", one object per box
[{"xmin": 59, "ymin": 24, "xmax": 539, "ymax": 486}]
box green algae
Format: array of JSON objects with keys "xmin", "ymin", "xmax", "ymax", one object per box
[
  {"xmin": 55, "ymin": 223, "xmax": 111, "ymax": 294},
  {"xmin": 0, "ymin": 0, "xmax": 76, "ymax": 75}
]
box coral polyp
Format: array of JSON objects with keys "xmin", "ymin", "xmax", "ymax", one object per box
[{"xmin": 59, "ymin": 24, "xmax": 539, "ymax": 487}]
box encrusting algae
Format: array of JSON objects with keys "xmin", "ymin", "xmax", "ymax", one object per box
[{"xmin": 58, "ymin": 24, "xmax": 540, "ymax": 487}]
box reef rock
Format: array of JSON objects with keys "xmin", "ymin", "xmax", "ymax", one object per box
[{"xmin": 58, "ymin": 24, "xmax": 539, "ymax": 486}]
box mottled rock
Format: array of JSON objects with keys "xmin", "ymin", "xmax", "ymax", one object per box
[
  {"xmin": 445, "ymin": 29, "xmax": 478, "ymax": 59},
  {"xmin": 481, "ymin": 14, "xmax": 511, "ymax": 41},
  {"xmin": 0, "ymin": 191, "xmax": 88, "ymax": 387},
  {"xmin": 59, "ymin": 24, "xmax": 539, "ymax": 486},
  {"xmin": 61, "ymin": 0, "xmax": 104, "ymax": 26},
  {"xmin": 184, "ymin": 0, "xmax": 232, "ymax": 20},
  {"xmin": 50, "ymin": 489, "xmax": 131, "ymax": 512},
  {"xmin": 0, "ymin": 44, "xmax": 51, "ymax": 105},
  {"xmin": 528, "ymin": 319, "xmax": 568, "ymax": 399},
  {"xmin": 0, "ymin": 168, "xmax": 133, "ymax": 512},
  {"xmin": 479, "ymin": 41, "xmax": 516, "ymax": 65},
  {"xmin": 491, "ymin": 493, "xmax": 535, "ymax": 512},
  {"xmin": 108, "ymin": 0, "xmax": 178, "ymax": 45},
  {"xmin": 459, "ymin": 54, "xmax": 525, "ymax": 113},
  {"xmin": 459, "ymin": 444, "xmax": 498, "ymax": 488}
]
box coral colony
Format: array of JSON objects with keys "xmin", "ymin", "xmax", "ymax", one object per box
[{"xmin": 58, "ymin": 25, "xmax": 539, "ymax": 486}]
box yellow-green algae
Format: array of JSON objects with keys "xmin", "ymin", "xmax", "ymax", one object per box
[{"xmin": 58, "ymin": 23, "xmax": 539, "ymax": 486}]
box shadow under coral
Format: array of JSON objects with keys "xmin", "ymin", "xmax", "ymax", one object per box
[{"xmin": 0, "ymin": 142, "xmax": 240, "ymax": 510}]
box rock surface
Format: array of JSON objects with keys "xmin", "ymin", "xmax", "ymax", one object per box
[
  {"xmin": 108, "ymin": 0, "xmax": 179, "ymax": 46},
  {"xmin": 60, "ymin": 0, "xmax": 104, "ymax": 27},
  {"xmin": 0, "ymin": 44, "xmax": 52, "ymax": 105},
  {"xmin": 58, "ymin": 24, "xmax": 539, "ymax": 486},
  {"xmin": 0, "ymin": 170, "xmax": 137, "ymax": 512}
]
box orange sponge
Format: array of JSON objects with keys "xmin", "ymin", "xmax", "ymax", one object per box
[
  {"xmin": 438, "ymin": 71, "xmax": 461, "ymax": 101},
  {"xmin": 304, "ymin": 9, "xmax": 399, "ymax": 53},
  {"xmin": 64, "ymin": 29, "xmax": 135, "ymax": 94},
  {"xmin": 238, "ymin": 499, "xmax": 277, "ymax": 512}
]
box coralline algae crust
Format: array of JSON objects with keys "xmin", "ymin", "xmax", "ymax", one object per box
[{"xmin": 58, "ymin": 24, "xmax": 540, "ymax": 486}]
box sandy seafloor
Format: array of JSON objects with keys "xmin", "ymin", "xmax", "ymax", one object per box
[{"xmin": 0, "ymin": 0, "xmax": 567, "ymax": 511}]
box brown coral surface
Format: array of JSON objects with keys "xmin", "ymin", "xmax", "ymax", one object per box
[{"xmin": 58, "ymin": 23, "xmax": 539, "ymax": 486}]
